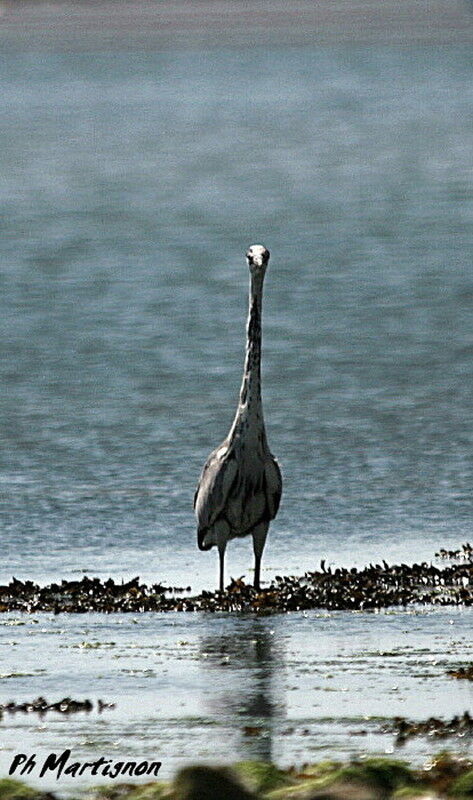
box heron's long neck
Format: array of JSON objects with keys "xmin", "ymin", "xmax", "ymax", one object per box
[{"xmin": 237, "ymin": 272, "xmax": 264, "ymax": 422}]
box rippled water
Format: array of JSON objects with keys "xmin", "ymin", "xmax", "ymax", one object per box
[
  {"xmin": 0, "ymin": 608, "xmax": 472, "ymax": 789},
  {"xmin": 1, "ymin": 23, "xmax": 473, "ymax": 788},
  {"xmin": 1, "ymin": 44, "xmax": 473, "ymax": 589}
]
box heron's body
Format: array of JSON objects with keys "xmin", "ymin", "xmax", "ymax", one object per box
[{"xmin": 194, "ymin": 245, "xmax": 282, "ymax": 591}]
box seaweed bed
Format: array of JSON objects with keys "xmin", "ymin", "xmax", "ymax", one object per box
[
  {"xmin": 0, "ymin": 548, "xmax": 472, "ymax": 613},
  {"xmin": 0, "ymin": 697, "xmax": 114, "ymax": 716},
  {"xmin": 447, "ymin": 666, "xmax": 473, "ymax": 681},
  {"xmin": 3, "ymin": 753, "xmax": 473, "ymax": 799},
  {"xmin": 387, "ymin": 713, "xmax": 473, "ymax": 744}
]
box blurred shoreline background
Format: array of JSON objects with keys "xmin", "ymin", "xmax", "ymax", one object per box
[{"xmin": 1, "ymin": 0, "xmax": 473, "ymax": 49}]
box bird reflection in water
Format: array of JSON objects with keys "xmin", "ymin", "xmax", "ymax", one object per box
[{"xmin": 199, "ymin": 618, "xmax": 285, "ymax": 762}]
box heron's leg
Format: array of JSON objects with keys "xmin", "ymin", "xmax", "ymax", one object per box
[
  {"xmin": 252, "ymin": 522, "xmax": 269, "ymax": 590},
  {"xmin": 218, "ymin": 548, "xmax": 225, "ymax": 593},
  {"xmin": 215, "ymin": 521, "xmax": 230, "ymax": 593}
]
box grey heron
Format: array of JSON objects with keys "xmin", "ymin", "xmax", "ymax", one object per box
[{"xmin": 194, "ymin": 245, "xmax": 282, "ymax": 592}]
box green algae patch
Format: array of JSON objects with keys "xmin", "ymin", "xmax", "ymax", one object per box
[
  {"xmin": 0, "ymin": 779, "xmax": 54, "ymax": 800},
  {"xmin": 265, "ymin": 758, "xmax": 416, "ymax": 799},
  {"xmin": 121, "ymin": 783, "xmax": 168, "ymax": 800},
  {"xmin": 93, "ymin": 782, "xmax": 169, "ymax": 800},
  {"xmin": 233, "ymin": 762, "xmax": 293, "ymax": 795},
  {"xmin": 329, "ymin": 759, "xmax": 416, "ymax": 798},
  {"xmin": 264, "ymin": 762, "xmax": 343, "ymax": 799},
  {"xmin": 450, "ymin": 769, "xmax": 473, "ymax": 797}
]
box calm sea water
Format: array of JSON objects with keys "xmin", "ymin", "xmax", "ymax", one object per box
[
  {"xmin": 0, "ymin": 26, "xmax": 473, "ymax": 789},
  {"xmin": 1, "ymin": 44, "xmax": 472, "ymax": 589}
]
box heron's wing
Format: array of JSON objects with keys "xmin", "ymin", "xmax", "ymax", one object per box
[
  {"xmin": 194, "ymin": 445, "xmax": 238, "ymax": 532},
  {"xmin": 264, "ymin": 456, "xmax": 282, "ymax": 519}
]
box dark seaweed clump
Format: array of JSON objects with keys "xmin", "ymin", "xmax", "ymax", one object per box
[
  {"xmin": 387, "ymin": 712, "xmax": 473, "ymax": 744},
  {"xmin": 436, "ymin": 542, "xmax": 472, "ymax": 560},
  {"xmin": 0, "ymin": 697, "xmax": 114, "ymax": 716},
  {"xmin": 0, "ymin": 547, "xmax": 471, "ymax": 613},
  {"xmin": 447, "ymin": 664, "xmax": 473, "ymax": 680}
]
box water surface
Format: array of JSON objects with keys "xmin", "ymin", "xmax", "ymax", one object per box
[
  {"xmin": 0, "ymin": 609, "xmax": 472, "ymax": 791},
  {"xmin": 1, "ymin": 43, "xmax": 473, "ymax": 589}
]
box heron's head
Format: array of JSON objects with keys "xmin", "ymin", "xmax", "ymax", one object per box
[{"xmin": 246, "ymin": 244, "xmax": 270, "ymax": 275}]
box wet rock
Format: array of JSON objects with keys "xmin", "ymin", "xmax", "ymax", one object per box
[
  {"xmin": 267, "ymin": 780, "xmax": 378, "ymax": 800},
  {"xmin": 292, "ymin": 784, "xmax": 381, "ymax": 800},
  {"xmin": 172, "ymin": 765, "xmax": 257, "ymax": 800}
]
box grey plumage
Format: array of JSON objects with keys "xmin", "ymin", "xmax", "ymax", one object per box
[{"xmin": 194, "ymin": 245, "xmax": 282, "ymax": 592}]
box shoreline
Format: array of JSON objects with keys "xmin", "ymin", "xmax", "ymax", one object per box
[
  {"xmin": 3, "ymin": 753, "xmax": 473, "ymax": 799},
  {"xmin": 0, "ymin": 606, "xmax": 470, "ymax": 789}
]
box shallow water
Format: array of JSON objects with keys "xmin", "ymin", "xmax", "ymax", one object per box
[{"xmin": 0, "ymin": 608, "xmax": 472, "ymax": 791}]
